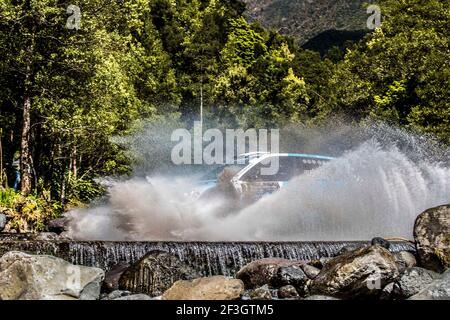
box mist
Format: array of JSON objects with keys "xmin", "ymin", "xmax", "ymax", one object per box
[{"xmin": 66, "ymin": 121, "xmax": 450, "ymax": 241}]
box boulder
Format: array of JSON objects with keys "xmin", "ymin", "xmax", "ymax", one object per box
[
  {"xmin": 394, "ymin": 251, "xmax": 417, "ymax": 272},
  {"xmin": 307, "ymin": 258, "xmax": 330, "ymax": 269},
  {"xmin": 249, "ymin": 285, "xmax": 273, "ymax": 300},
  {"xmin": 161, "ymin": 276, "xmax": 244, "ymax": 300},
  {"xmin": 276, "ymin": 266, "xmax": 309, "ymax": 296},
  {"xmin": 101, "ymin": 290, "xmax": 132, "ymax": 300},
  {"xmin": 310, "ymin": 245, "xmax": 399, "ymax": 299},
  {"xmin": 371, "ymin": 237, "xmax": 391, "ymax": 250},
  {"xmin": 236, "ymin": 258, "xmax": 305, "ymax": 289},
  {"xmin": 119, "ymin": 250, "xmax": 199, "ymax": 297},
  {"xmin": 0, "ymin": 251, "xmax": 104, "ymax": 300},
  {"xmin": 0, "ymin": 213, "xmax": 6, "ymax": 231},
  {"xmin": 336, "ymin": 246, "xmax": 353, "ymax": 256},
  {"xmin": 307, "ymin": 259, "xmax": 322, "ymax": 269},
  {"xmin": 380, "ymin": 282, "xmax": 402, "ymax": 300},
  {"xmin": 302, "ymin": 264, "xmax": 320, "ymax": 279},
  {"xmin": 397, "ymin": 267, "xmax": 439, "ymax": 298},
  {"xmin": 278, "ymin": 285, "xmax": 299, "ymax": 299},
  {"xmin": 409, "ymin": 269, "xmax": 450, "ymax": 300},
  {"xmin": 103, "ymin": 262, "xmax": 130, "ymax": 293},
  {"xmin": 80, "ymin": 280, "xmax": 103, "ymax": 300},
  {"xmin": 414, "ymin": 205, "xmax": 450, "ymax": 272}
]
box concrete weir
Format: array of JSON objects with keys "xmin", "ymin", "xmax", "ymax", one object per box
[{"xmin": 0, "ymin": 235, "xmax": 415, "ymax": 276}]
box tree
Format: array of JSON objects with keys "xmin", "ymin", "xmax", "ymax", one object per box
[
  {"xmin": 320, "ymin": 0, "xmax": 450, "ymax": 141},
  {"xmin": 0, "ymin": 0, "xmax": 168, "ymax": 201},
  {"xmin": 213, "ymin": 18, "xmax": 309, "ymax": 127}
]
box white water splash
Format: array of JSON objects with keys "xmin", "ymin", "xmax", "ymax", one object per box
[
  {"xmin": 187, "ymin": 141, "xmax": 450, "ymax": 240},
  {"xmin": 66, "ymin": 126, "xmax": 450, "ymax": 241}
]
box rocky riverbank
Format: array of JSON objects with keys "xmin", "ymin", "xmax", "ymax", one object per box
[{"xmin": 0, "ymin": 205, "xmax": 448, "ymax": 300}]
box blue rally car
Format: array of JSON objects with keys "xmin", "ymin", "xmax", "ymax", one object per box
[{"xmin": 192, "ymin": 152, "xmax": 335, "ymax": 204}]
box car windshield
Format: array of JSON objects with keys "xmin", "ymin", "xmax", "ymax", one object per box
[{"xmin": 200, "ymin": 163, "xmax": 247, "ymax": 181}]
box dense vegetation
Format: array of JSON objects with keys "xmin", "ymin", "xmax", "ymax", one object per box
[{"xmin": 0, "ymin": 0, "xmax": 448, "ymax": 231}]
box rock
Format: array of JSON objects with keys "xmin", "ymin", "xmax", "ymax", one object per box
[
  {"xmin": 307, "ymin": 258, "xmax": 331, "ymax": 269},
  {"xmin": 397, "ymin": 267, "xmax": 439, "ymax": 298},
  {"xmin": 114, "ymin": 294, "xmax": 153, "ymax": 300},
  {"xmin": 278, "ymin": 285, "xmax": 299, "ymax": 299},
  {"xmin": 276, "ymin": 266, "xmax": 309, "ymax": 296},
  {"xmin": 336, "ymin": 246, "xmax": 354, "ymax": 256},
  {"xmin": 249, "ymin": 285, "xmax": 273, "ymax": 300},
  {"xmin": 302, "ymin": 264, "xmax": 320, "ymax": 279},
  {"xmin": 371, "ymin": 237, "xmax": 391, "ymax": 249},
  {"xmin": 101, "ymin": 290, "xmax": 132, "ymax": 300},
  {"xmin": 0, "ymin": 251, "xmax": 104, "ymax": 300},
  {"xmin": 162, "ymin": 276, "xmax": 244, "ymax": 300},
  {"xmin": 394, "ymin": 251, "xmax": 417, "ymax": 272},
  {"xmin": 47, "ymin": 217, "xmax": 71, "ymax": 234},
  {"xmin": 103, "ymin": 262, "xmax": 130, "ymax": 293},
  {"xmin": 409, "ymin": 269, "xmax": 450, "ymax": 300},
  {"xmin": 310, "ymin": 245, "xmax": 399, "ymax": 299},
  {"xmin": 335, "ymin": 244, "xmax": 365, "ymax": 257},
  {"xmin": 0, "ymin": 213, "xmax": 6, "ymax": 231},
  {"xmin": 80, "ymin": 280, "xmax": 103, "ymax": 300},
  {"xmin": 241, "ymin": 291, "xmax": 251, "ymax": 300},
  {"xmin": 303, "ymin": 295, "xmax": 340, "ymax": 300},
  {"xmin": 119, "ymin": 250, "xmax": 199, "ymax": 297},
  {"xmin": 236, "ymin": 258, "xmax": 305, "ymax": 289},
  {"xmin": 380, "ymin": 282, "xmax": 402, "ymax": 300},
  {"xmin": 414, "ymin": 205, "xmax": 450, "ymax": 273},
  {"xmin": 307, "ymin": 259, "xmax": 323, "ymax": 269}
]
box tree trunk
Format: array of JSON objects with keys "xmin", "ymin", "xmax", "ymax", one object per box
[
  {"xmin": 60, "ymin": 160, "xmax": 66, "ymax": 205},
  {"xmin": 72, "ymin": 144, "xmax": 77, "ymax": 180},
  {"xmin": 20, "ymin": 92, "xmax": 32, "ymax": 195},
  {"xmin": 20, "ymin": 30, "xmax": 35, "ymax": 196}
]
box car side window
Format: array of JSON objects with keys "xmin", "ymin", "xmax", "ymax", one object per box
[
  {"xmin": 240, "ymin": 156, "xmax": 329, "ymax": 182},
  {"xmin": 241, "ymin": 157, "xmax": 295, "ymax": 182},
  {"xmin": 295, "ymin": 158, "xmax": 324, "ymax": 175}
]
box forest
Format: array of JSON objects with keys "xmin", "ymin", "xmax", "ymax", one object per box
[{"xmin": 0, "ymin": 0, "xmax": 449, "ymax": 231}]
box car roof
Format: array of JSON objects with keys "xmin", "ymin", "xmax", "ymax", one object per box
[
  {"xmin": 240, "ymin": 152, "xmax": 335, "ymax": 164},
  {"xmin": 284, "ymin": 153, "xmax": 335, "ymax": 160}
]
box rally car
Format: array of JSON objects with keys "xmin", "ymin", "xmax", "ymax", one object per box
[{"xmin": 193, "ymin": 152, "xmax": 335, "ymax": 204}]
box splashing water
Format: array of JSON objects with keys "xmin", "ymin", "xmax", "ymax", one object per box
[
  {"xmin": 66, "ymin": 124, "xmax": 450, "ymax": 241},
  {"xmin": 187, "ymin": 141, "xmax": 450, "ymax": 240}
]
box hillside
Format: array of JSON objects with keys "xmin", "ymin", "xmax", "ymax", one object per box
[{"xmin": 243, "ymin": 0, "xmax": 372, "ymax": 45}]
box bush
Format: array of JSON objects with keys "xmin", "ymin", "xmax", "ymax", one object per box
[{"xmin": 0, "ymin": 188, "xmax": 62, "ymax": 232}]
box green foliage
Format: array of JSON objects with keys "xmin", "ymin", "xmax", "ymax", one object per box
[
  {"xmin": 221, "ymin": 17, "xmax": 268, "ymax": 68},
  {"xmin": 0, "ymin": 188, "xmax": 20, "ymax": 209},
  {"xmin": 0, "ymin": 0, "xmax": 162, "ymax": 205},
  {"xmin": 0, "ymin": 188, "xmax": 61, "ymax": 232},
  {"xmin": 66, "ymin": 178, "xmax": 105, "ymax": 206},
  {"xmin": 320, "ymin": 0, "xmax": 450, "ymax": 141},
  {"xmin": 213, "ymin": 24, "xmax": 310, "ymax": 127}
]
